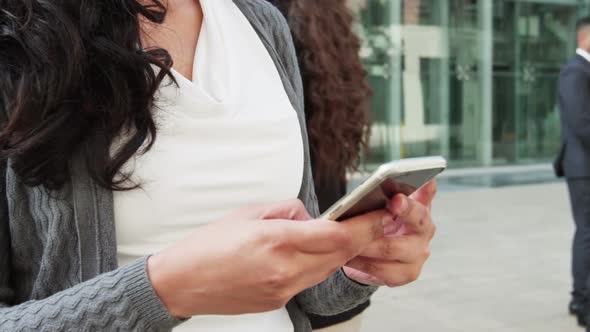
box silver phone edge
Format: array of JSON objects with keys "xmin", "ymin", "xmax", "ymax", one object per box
[
  {"xmin": 320, "ymin": 156, "xmax": 447, "ymax": 221},
  {"xmin": 320, "ymin": 174, "xmax": 383, "ymax": 221}
]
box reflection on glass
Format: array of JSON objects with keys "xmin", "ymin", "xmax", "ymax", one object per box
[
  {"xmin": 492, "ymin": 1, "xmax": 576, "ymax": 164},
  {"xmin": 355, "ymin": 0, "xmax": 586, "ymax": 169}
]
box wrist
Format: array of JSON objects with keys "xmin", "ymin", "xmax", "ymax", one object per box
[{"xmin": 147, "ymin": 254, "xmax": 188, "ymax": 319}]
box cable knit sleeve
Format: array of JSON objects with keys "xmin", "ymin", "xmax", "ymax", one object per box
[
  {"xmin": 234, "ymin": 0, "xmax": 378, "ymax": 316},
  {"xmin": 0, "ymin": 94, "xmax": 181, "ymax": 330},
  {"xmin": 0, "ymin": 255, "xmax": 183, "ymax": 332}
]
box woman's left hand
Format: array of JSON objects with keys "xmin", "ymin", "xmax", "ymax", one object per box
[{"xmin": 343, "ymin": 180, "xmax": 437, "ymax": 287}]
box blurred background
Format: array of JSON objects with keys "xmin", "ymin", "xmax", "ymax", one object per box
[
  {"xmin": 344, "ymin": 1, "xmax": 587, "ymax": 331},
  {"xmin": 351, "ymin": 0, "xmax": 587, "ymax": 186}
]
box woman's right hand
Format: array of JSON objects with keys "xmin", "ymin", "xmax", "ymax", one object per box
[{"xmin": 147, "ymin": 199, "xmax": 385, "ymax": 318}]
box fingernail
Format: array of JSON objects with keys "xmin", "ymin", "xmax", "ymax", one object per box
[{"xmin": 382, "ymin": 215, "xmax": 394, "ymax": 226}]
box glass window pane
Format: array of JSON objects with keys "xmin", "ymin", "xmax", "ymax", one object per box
[{"xmin": 354, "ymin": 0, "xmax": 588, "ymax": 170}]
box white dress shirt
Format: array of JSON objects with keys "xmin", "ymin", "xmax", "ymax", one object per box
[{"xmin": 576, "ymin": 48, "xmax": 590, "ymax": 63}]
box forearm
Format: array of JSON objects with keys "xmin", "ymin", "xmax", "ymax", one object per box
[
  {"xmin": 0, "ymin": 257, "xmax": 181, "ymax": 332},
  {"xmin": 295, "ymin": 269, "xmax": 377, "ymax": 316}
]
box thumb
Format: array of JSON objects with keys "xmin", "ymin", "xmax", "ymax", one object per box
[
  {"xmin": 339, "ymin": 210, "xmax": 387, "ymax": 256},
  {"xmin": 409, "ymin": 180, "xmax": 437, "ymax": 208},
  {"xmin": 231, "ymin": 199, "xmax": 312, "ymax": 221},
  {"xmin": 259, "ymin": 199, "xmax": 313, "ymax": 221}
]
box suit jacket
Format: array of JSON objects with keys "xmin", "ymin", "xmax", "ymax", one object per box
[{"xmin": 555, "ymin": 54, "xmax": 590, "ymax": 179}]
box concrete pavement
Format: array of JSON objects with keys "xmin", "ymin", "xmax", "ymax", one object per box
[{"xmin": 360, "ymin": 181, "xmax": 580, "ymax": 332}]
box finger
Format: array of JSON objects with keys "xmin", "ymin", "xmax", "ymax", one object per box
[
  {"xmin": 345, "ymin": 257, "xmax": 424, "ymax": 288},
  {"xmin": 390, "ymin": 195, "xmax": 431, "ymax": 233},
  {"xmin": 338, "ymin": 210, "xmax": 387, "ymax": 256},
  {"xmin": 289, "ymin": 209, "xmax": 386, "ymax": 257},
  {"xmin": 342, "ymin": 267, "xmax": 386, "ymax": 286},
  {"xmin": 224, "ymin": 199, "xmax": 311, "ymax": 221},
  {"xmin": 286, "ymin": 219, "xmax": 353, "ymax": 254},
  {"xmin": 356, "ymin": 235, "xmax": 430, "ymax": 264},
  {"xmin": 429, "ymin": 223, "xmax": 437, "ymax": 241},
  {"xmin": 409, "ymin": 180, "xmax": 437, "ymax": 208}
]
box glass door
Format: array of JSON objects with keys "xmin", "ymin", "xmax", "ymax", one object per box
[
  {"xmin": 357, "ymin": 0, "xmax": 491, "ymax": 168},
  {"xmin": 355, "ymin": 0, "xmax": 589, "ymax": 169},
  {"xmin": 492, "ymin": 0, "xmax": 584, "ymax": 165}
]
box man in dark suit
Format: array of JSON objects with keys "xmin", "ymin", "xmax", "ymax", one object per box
[{"xmin": 555, "ymin": 16, "xmax": 590, "ymax": 328}]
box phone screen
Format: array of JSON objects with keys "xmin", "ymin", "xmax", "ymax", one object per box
[{"xmin": 336, "ymin": 168, "xmax": 442, "ymax": 221}]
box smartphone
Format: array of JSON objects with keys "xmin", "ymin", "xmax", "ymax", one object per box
[{"xmin": 321, "ymin": 156, "xmax": 447, "ymax": 221}]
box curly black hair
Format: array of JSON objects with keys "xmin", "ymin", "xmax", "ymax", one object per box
[
  {"xmin": 0, "ymin": 0, "xmax": 174, "ymax": 190},
  {"xmin": 269, "ymin": 0, "xmax": 372, "ymax": 186}
]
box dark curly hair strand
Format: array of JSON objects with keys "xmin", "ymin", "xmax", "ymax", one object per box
[
  {"xmin": 0, "ymin": 0, "xmax": 173, "ymax": 190},
  {"xmin": 269, "ymin": 0, "xmax": 372, "ymax": 186}
]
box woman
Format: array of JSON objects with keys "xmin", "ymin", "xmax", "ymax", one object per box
[
  {"xmin": 268, "ymin": 0, "xmax": 372, "ymax": 330},
  {"xmin": 0, "ymin": 1, "xmax": 437, "ymax": 331}
]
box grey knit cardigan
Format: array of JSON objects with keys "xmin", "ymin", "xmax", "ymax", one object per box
[{"xmin": 0, "ymin": 0, "xmax": 377, "ymax": 331}]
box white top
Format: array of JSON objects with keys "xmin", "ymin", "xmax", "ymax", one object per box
[
  {"xmin": 114, "ymin": 0, "xmax": 303, "ymax": 331},
  {"xmin": 577, "ymin": 48, "xmax": 590, "ymax": 63}
]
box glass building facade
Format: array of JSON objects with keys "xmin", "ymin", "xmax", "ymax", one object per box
[{"xmin": 354, "ymin": 0, "xmax": 590, "ymax": 169}]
